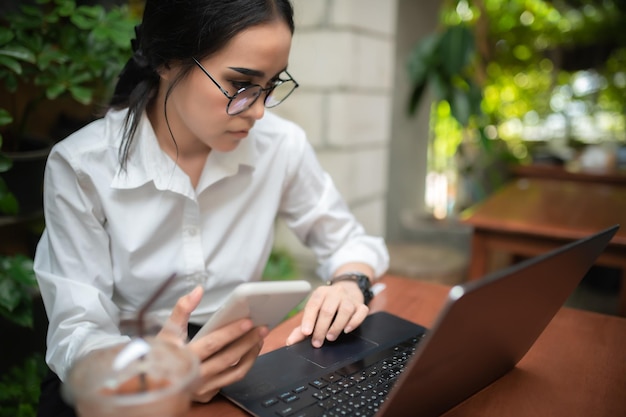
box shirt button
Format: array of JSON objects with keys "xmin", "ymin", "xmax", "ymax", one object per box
[
  {"xmin": 187, "ymin": 272, "xmax": 208, "ymax": 285},
  {"xmin": 187, "ymin": 227, "xmax": 198, "ymax": 236}
]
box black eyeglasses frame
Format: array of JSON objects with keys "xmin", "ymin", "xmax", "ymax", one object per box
[{"xmin": 192, "ymin": 57, "xmax": 299, "ymax": 116}]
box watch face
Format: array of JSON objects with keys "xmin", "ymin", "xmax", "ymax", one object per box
[
  {"xmin": 355, "ymin": 275, "xmax": 373, "ymax": 305},
  {"xmin": 355, "ymin": 275, "xmax": 371, "ymax": 290}
]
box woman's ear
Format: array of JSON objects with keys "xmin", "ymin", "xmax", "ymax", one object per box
[
  {"xmin": 157, "ymin": 65, "xmax": 172, "ymax": 81},
  {"xmin": 156, "ymin": 60, "xmax": 178, "ymax": 81}
]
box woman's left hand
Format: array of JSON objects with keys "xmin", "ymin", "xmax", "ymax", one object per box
[{"xmin": 286, "ymin": 279, "xmax": 369, "ymax": 348}]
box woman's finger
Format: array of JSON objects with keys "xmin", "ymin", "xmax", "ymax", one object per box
[
  {"xmin": 286, "ymin": 325, "xmax": 307, "ymax": 346},
  {"xmin": 309, "ymin": 291, "xmax": 341, "ymax": 348},
  {"xmin": 289, "ymin": 281, "xmax": 367, "ymax": 348},
  {"xmin": 191, "ymin": 328, "xmax": 266, "ymax": 402},
  {"xmin": 296, "ymin": 287, "xmax": 326, "ymax": 337},
  {"xmin": 343, "ymin": 303, "xmax": 369, "ymax": 334},
  {"xmin": 159, "ymin": 285, "xmax": 204, "ymax": 343},
  {"xmin": 188, "ymin": 318, "xmax": 254, "ymax": 359},
  {"xmin": 325, "ymin": 298, "xmax": 360, "ymax": 341}
]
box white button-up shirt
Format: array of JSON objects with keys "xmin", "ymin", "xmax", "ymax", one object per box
[{"xmin": 34, "ymin": 109, "xmax": 389, "ymax": 380}]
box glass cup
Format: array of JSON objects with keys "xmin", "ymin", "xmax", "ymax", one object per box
[{"xmin": 64, "ymin": 337, "xmax": 199, "ymax": 417}]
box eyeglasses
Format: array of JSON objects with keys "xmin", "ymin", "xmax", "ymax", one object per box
[{"xmin": 192, "ymin": 57, "xmax": 299, "ymax": 116}]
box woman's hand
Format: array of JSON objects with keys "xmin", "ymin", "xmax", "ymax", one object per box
[
  {"xmin": 160, "ymin": 286, "xmax": 269, "ymax": 403},
  {"xmin": 285, "ymin": 280, "xmax": 369, "ymax": 348},
  {"xmin": 188, "ymin": 318, "xmax": 268, "ymax": 402}
]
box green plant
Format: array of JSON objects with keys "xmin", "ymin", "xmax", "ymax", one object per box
[
  {"xmin": 0, "ymin": 253, "xmax": 44, "ymax": 417},
  {"xmin": 414, "ymin": 0, "xmax": 626, "ymax": 154},
  {"xmin": 0, "ymin": 353, "xmax": 47, "ymax": 417},
  {"xmin": 407, "ymin": 22, "xmax": 509, "ymax": 213},
  {"xmin": 0, "ymin": 254, "xmax": 38, "ymax": 328},
  {"xmin": 263, "ymin": 248, "xmax": 304, "ymax": 317},
  {"xmin": 0, "ymin": 108, "xmax": 18, "ymax": 215},
  {"xmin": 262, "ymin": 248, "xmax": 299, "ymax": 281},
  {"xmin": 408, "ymin": 0, "xmax": 626, "ymax": 216},
  {"xmin": 407, "ymin": 24, "xmax": 486, "ymax": 146},
  {"xmin": 0, "ymin": 0, "xmax": 139, "ymax": 152}
]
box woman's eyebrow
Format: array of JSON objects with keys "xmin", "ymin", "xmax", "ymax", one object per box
[
  {"xmin": 228, "ymin": 66, "xmax": 288, "ymax": 78},
  {"xmin": 228, "ymin": 67, "xmax": 265, "ymax": 77}
]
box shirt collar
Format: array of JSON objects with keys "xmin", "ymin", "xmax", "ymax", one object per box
[
  {"xmin": 196, "ymin": 136, "xmax": 256, "ymax": 193},
  {"xmin": 111, "ymin": 111, "xmax": 258, "ymax": 194}
]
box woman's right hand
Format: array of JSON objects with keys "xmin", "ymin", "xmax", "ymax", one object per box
[{"xmin": 160, "ymin": 286, "xmax": 269, "ymax": 403}]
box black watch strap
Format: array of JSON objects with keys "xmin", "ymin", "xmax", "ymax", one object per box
[{"xmin": 327, "ymin": 272, "xmax": 374, "ymax": 305}]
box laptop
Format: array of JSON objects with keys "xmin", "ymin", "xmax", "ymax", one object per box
[{"xmin": 221, "ymin": 225, "xmax": 619, "ymax": 417}]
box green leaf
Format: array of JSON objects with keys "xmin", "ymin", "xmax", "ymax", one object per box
[
  {"xmin": 467, "ymin": 81, "xmax": 483, "ymax": 117},
  {"xmin": 56, "ymin": 0, "xmax": 76, "ymax": 17},
  {"xmin": 45, "ymin": 82, "xmax": 67, "ymax": 100},
  {"xmin": 439, "ymin": 25, "xmax": 476, "ymax": 78},
  {"xmin": 19, "ymin": 5, "xmax": 42, "ymax": 18},
  {"xmin": 429, "ymin": 71, "xmax": 451, "ymax": 103},
  {"xmin": 0, "ymin": 192, "xmax": 19, "ymax": 215},
  {"xmin": 0, "ymin": 255, "xmax": 35, "ymax": 282},
  {"xmin": 69, "ymin": 70, "xmax": 93, "ymax": 85},
  {"xmin": 407, "ymin": 33, "xmax": 441, "ymax": 85},
  {"xmin": 70, "ymin": 13, "xmax": 96, "ymax": 30},
  {"xmin": 0, "ymin": 108, "xmax": 12, "ymax": 126},
  {"xmin": 0, "ymin": 153, "xmax": 13, "ymax": 171},
  {"xmin": 477, "ymin": 127, "xmax": 492, "ymax": 153},
  {"xmin": 0, "ymin": 302, "xmax": 33, "ymax": 328},
  {"xmin": 0, "ymin": 45, "xmax": 36, "ymax": 63},
  {"xmin": 451, "ymin": 86, "xmax": 472, "ymax": 126},
  {"xmin": 0, "ymin": 27, "xmax": 14, "ymax": 45},
  {"xmin": 0, "ymin": 254, "xmax": 36, "ymax": 327},
  {"xmin": 37, "ymin": 47, "xmax": 67, "ymax": 70},
  {"xmin": 0, "ymin": 56, "xmax": 23, "ymax": 75},
  {"xmin": 76, "ymin": 5, "xmax": 105, "ymax": 19},
  {"xmin": 68, "ymin": 85, "xmax": 93, "ymax": 105},
  {"xmin": 408, "ymin": 80, "xmax": 428, "ymax": 116},
  {"xmin": 0, "ymin": 279, "xmax": 20, "ymax": 311}
]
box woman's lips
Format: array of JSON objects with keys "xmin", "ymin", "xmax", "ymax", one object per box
[{"xmin": 228, "ymin": 130, "xmax": 249, "ymax": 139}]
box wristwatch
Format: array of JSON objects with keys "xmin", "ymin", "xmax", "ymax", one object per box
[{"xmin": 327, "ymin": 272, "xmax": 374, "ymax": 305}]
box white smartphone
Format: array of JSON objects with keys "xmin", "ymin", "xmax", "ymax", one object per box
[{"xmin": 191, "ymin": 280, "xmax": 312, "ymax": 341}]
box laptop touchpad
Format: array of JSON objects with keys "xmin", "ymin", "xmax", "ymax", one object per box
[{"xmin": 287, "ymin": 333, "xmax": 378, "ymax": 368}]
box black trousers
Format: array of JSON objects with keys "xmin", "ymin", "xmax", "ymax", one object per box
[{"xmin": 37, "ymin": 323, "xmax": 202, "ymax": 417}]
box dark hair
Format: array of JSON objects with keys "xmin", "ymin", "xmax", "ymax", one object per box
[{"xmin": 109, "ymin": 0, "xmax": 295, "ymax": 170}]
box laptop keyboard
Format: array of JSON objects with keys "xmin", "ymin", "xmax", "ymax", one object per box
[{"xmin": 258, "ymin": 333, "xmax": 425, "ymax": 417}]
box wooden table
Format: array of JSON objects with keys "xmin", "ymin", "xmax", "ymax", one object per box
[
  {"xmin": 187, "ymin": 275, "xmax": 626, "ymax": 417},
  {"xmin": 510, "ymin": 163, "xmax": 626, "ymax": 185},
  {"xmin": 461, "ymin": 177, "xmax": 626, "ymax": 316}
]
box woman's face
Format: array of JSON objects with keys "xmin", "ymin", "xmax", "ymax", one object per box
[{"xmin": 158, "ymin": 20, "xmax": 293, "ymax": 153}]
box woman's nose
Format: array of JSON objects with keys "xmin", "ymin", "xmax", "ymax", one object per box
[{"xmin": 243, "ymin": 95, "xmax": 266, "ymax": 120}]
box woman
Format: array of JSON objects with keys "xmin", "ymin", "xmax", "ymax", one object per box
[{"xmin": 34, "ymin": 0, "xmax": 388, "ymax": 414}]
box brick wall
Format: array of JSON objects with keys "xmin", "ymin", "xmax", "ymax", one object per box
[{"xmin": 271, "ymin": 0, "xmax": 398, "ymax": 275}]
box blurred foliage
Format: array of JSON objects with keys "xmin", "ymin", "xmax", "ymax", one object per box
[
  {"xmin": 0, "ymin": 108, "xmax": 18, "ymax": 215},
  {"xmin": 0, "ymin": 353, "xmax": 47, "ymax": 417},
  {"xmin": 436, "ymin": 0, "xmax": 625, "ymax": 153},
  {"xmin": 472, "ymin": 0, "xmax": 625, "ymax": 145},
  {"xmin": 0, "ymin": 0, "xmax": 141, "ymax": 149},
  {"xmin": 262, "ymin": 248, "xmax": 305, "ymax": 318},
  {"xmin": 408, "ymin": 25, "xmax": 484, "ymax": 133},
  {"xmin": 0, "ymin": 254, "xmax": 37, "ymax": 328},
  {"xmin": 0, "ymin": 254, "xmax": 42, "ymax": 417},
  {"xmin": 409, "ymin": 0, "xmax": 626, "ymax": 212},
  {"xmin": 0, "ymin": 0, "xmax": 140, "ymax": 216},
  {"xmin": 262, "ymin": 248, "xmax": 299, "ymax": 281}
]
